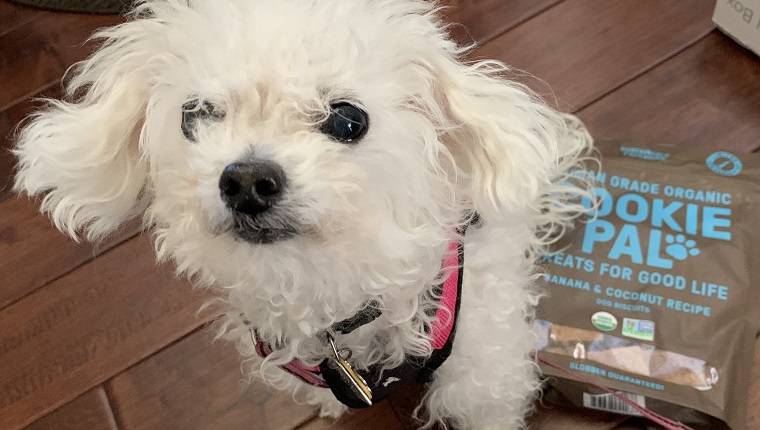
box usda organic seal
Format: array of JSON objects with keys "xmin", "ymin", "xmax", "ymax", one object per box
[{"xmin": 591, "ymin": 311, "xmax": 618, "ymax": 332}]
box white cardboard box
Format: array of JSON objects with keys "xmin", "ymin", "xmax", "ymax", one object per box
[{"xmin": 714, "ymin": 0, "xmax": 760, "ymax": 56}]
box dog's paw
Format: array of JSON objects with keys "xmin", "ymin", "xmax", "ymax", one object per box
[
  {"xmin": 318, "ymin": 400, "xmax": 347, "ymax": 419},
  {"xmin": 304, "ymin": 387, "xmax": 347, "ymax": 419},
  {"xmin": 482, "ymin": 424, "xmax": 521, "ymax": 430}
]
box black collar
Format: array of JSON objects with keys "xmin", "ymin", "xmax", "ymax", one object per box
[{"xmin": 327, "ymin": 301, "xmax": 383, "ymax": 336}]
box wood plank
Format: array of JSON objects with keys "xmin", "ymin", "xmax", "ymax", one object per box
[
  {"xmin": 0, "ymin": 234, "xmax": 213, "ymax": 430},
  {"xmin": 0, "ymin": 196, "xmax": 138, "ymax": 309},
  {"xmin": 23, "ymin": 387, "xmax": 117, "ymax": 430},
  {"xmin": 470, "ymin": 0, "xmax": 716, "ymax": 111},
  {"xmin": 439, "ymin": 0, "xmax": 562, "ymax": 46},
  {"xmin": 298, "ymin": 402, "xmax": 404, "ymax": 430},
  {"xmin": 0, "ymin": 1, "xmax": 42, "ymax": 37},
  {"xmin": 0, "ymin": 12, "xmax": 123, "ymax": 111},
  {"xmin": 578, "ymin": 31, "xmax": 760, "ymax": 153},
  {"xmin": 107, "ymin": 329, "xmax": 317, "ymax": 430}
]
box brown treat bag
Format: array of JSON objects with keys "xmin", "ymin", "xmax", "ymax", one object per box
[{"xmin": 535, "ymin": 142, "xmax": 760, "ymax": 430}]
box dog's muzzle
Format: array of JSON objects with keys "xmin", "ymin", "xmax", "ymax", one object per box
[{"xmin": 219, "ymin": 160, "xmax": 297, "ymax": 244}]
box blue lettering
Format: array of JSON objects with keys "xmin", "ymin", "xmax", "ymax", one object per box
[
  {"xmin": 685, "ymin": 204, "xmax": 699, "ymax": 235},
  {"xmin": 616, "ymin": 194, "xmax": 648, "ymax": 223},
  {"xmin": 582, "ymin": 219, "xmax": 615, "ymax": 253},
  {"xmin": 702, "ymin": 207, "xmax": 731, "ymax": 240},
  {"xmin": 651, "ymin": 200, "xmax": 682, "ymax": 231},
  {"xmin": 646, "ymin": 230, "xmax": 673, "ymax": 269},
  {"xmin": 609, "ymin": 224, "xmax": 643, "ymax": 264}
]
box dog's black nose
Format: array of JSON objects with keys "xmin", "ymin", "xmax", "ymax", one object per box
[{"xmin": 219, "ymin": 160, "xmax": 287, "ymax": 216}]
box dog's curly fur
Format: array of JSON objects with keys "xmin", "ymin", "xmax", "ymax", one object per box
[{"xmin": 13, "ymin": 1, "xmax": 596, "ymax": 428}]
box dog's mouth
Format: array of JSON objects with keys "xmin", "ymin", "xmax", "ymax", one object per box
[
  {"xmin": 232, "ymin": 222, "xmax": 299, "ymax": 244},
  {"xmin": 228, "ymin": 213, "xmax": 301, "ymax": 245}
]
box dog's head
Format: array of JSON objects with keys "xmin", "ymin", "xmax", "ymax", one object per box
[{"xmin": 14, "ymin": 0, "xmax": 589, "ymax": 334}]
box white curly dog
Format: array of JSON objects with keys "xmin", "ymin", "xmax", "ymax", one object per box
[{"xmin": 14, "ymin": 1, "xmax": 594, "ymax": 428}]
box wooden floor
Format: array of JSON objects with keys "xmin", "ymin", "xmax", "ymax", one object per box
[{"xmin": 1, "ymin": 0, "xmax": 759, "ymax": 429}]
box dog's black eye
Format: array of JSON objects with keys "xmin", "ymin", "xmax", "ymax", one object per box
[
  {"xmin": 181, "ymin": 98, "xmax": 225, "ymax": 141},
  {"xmin": 319, "ymin": 102, "xmax": 369, "ymax": 144}
]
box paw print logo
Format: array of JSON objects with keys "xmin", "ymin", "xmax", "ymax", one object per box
[{"xmin": 665, "ymin": 234, "xmax": 700, "ymax": 261}]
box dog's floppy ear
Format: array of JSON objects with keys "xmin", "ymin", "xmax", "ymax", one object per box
[
  {"xmin": 431, "ymin": 57, "xmax": 592, "ymax": 219},
  {"xmin": 13, "ymin": 13, "xmax": 168, "ymax": 241}
]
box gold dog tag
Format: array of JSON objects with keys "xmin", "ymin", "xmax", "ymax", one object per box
[{"xmin": 326, "ymin": 334, "xmax": 373, "ymax": 406}]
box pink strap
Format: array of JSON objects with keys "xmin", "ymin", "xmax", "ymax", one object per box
[
  {"xmin": 430, "ymin": 241, "xmax": 460, "ymax": 350},
  {"xmin": 255, "ymin": 337, "xmax": 328, "ymax": 388},
  {"xmin": 536, "ymin": 354, "xmax": 695, "ymax": 430}
]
